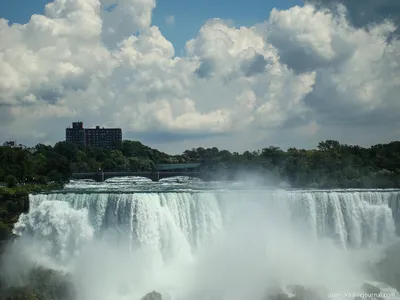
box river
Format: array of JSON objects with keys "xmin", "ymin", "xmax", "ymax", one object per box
[{"xmin": 3, "ymin": 177, "xmax": 400, "ymax": 300}]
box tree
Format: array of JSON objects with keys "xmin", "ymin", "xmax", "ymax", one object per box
[
  {"xmin": 2, "ymin": 138, "xmax": 400, "ymax": 188},
  {"xmin": 317, "ymin": 140, "xmax": 341, "ymax": 151},
  {"xmin": 5, "ymin": 175, "xmax": 17, "ymax": 188}
]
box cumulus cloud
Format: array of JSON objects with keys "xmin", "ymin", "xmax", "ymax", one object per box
[
  {"xmin": 0, "ymin": 0, "xmax": 399, "ymax": 152},
  {"xmin": 305, "ymin": 0, "xmax": 400, "ymax": 31}
]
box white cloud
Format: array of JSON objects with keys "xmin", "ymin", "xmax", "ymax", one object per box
[
  {"xmin": 0, "ymin": 0, "xmax": 399, "ymax": 152},
  {"xmin": 165, "ymin": 15, "xmax": 175, "ymax": 25}
]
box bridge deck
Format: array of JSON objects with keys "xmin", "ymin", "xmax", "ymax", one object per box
[
  {"xmin": 156, "ymin": 163, "xmax": 201, "ymax": 171},
  {"xmin": 71, "ymin": 170, "xmax": 201, "ymax": 182}
]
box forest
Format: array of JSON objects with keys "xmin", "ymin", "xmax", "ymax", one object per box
[{"xmin": 1, "ymin": 139, "xmax": 400, "ymax": 189}]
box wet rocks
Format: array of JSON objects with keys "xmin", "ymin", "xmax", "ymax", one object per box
[
  {"xmin": 358, "ymin": 281, "xmax": 400, "ymax": 300},
  {"xmin": 140, "ymin": 291, "xmax": 162, "ymax": 300},
  {"xmin": 264, "ymin": 282, "xmax": 400, "ymax": 300},
  {"xmin": 265, "ymin": 284, "xmax": 329, "ymax": 300}
]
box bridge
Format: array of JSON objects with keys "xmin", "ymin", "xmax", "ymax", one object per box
[{"xmin": 71, "ymin": 163, "xmax": 203, "ymax": 182}]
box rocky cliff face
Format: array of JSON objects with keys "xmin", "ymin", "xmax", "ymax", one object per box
[{"xmin": 0, "ymin": 193, "xmax": 29, "ymax": 253}]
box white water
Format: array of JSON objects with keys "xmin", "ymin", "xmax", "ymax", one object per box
[{"xmin": 4, "ymin": 187, "xmax": 400, "ymax": 300}]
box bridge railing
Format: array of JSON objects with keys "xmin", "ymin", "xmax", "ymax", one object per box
[{"xmin": 71, "ymin": 170, "xmax": 201, "ymax": 182}]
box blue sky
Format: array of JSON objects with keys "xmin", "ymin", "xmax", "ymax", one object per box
[{"xmin": 0, "ymin": 0, "xmax": 303, "ymax": 53}]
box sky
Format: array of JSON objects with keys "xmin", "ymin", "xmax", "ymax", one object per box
[
  {"xmin": 0, "ymin": 0, "xmax": 303, "ymax": 54},
  {"xmin": 0, "ymin": 0, "xmax": 399, "ymax": 154}
]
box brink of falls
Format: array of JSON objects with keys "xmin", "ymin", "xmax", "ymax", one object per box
[{"xmin": 4, "ymin": 187, "xmax": 400, "ymax": 300}]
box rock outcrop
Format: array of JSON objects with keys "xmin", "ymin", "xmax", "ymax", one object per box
[
  {"xmin": 265, "ymin": 284, "xmax": 329, "ymax": 300},
  {"xmin": 264, "ymin": 281, "xmax": 400, "ymax": 300},
  {"xmin": 140, "ymin": 291, "xmax": 162, "ymax": 300},
  {"xmin": 359, "ymin": 281, "xmax": 400, "ymax": 300}
]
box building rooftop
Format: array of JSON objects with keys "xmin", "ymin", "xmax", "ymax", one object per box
[{"xmin": 67, "ymin": 122, "xmax": 121, "ymax": 130}]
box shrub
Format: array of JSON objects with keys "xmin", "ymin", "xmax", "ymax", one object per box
[{"xmin": 5, "ymin": 175, "xmax": 18, "ymax": 188}]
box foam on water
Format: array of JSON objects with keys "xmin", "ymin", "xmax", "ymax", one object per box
[{"xmin": 5, "ymin": 182, "xmax": 400, "ymax": 300}]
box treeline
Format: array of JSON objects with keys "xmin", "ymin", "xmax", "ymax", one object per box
[{"xmin": 1, "ymin": 140, "xmax": 400, "ymax": 188}]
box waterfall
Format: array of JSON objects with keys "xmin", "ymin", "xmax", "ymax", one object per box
[
  {"xmin": 8, "ymin": 189, "xmax": 400, "ymax": 300},
  {"xmin": 14, "ymin": 190, "xmax": 398, "ymax": 260}
]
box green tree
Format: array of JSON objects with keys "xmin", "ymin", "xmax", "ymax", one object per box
[{"xmin": 5, "ymin": 175, "xmax": 17, "ymax": 188}]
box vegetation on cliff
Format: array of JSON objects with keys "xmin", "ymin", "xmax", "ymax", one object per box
[
  {"xmin": 1, "ymin": 139, "xmax": 400, "ymax": 188},
  {"xmin": 0, "ymin": 184, "xmax": 70, "ymax": 298},
  {"xmin": 0, "ymin": 183, "xmax": 63, "ymax": 249},
  {"xmin": 0, "ymin": 194, "xmax": 27, "ymax": 243}
]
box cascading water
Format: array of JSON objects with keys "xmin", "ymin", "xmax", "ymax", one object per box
[
  {"xmin": 17, "ymin": 190, "xmax": 398, "ymax": 253},
  {"xmin": 5, "ymin": 180, "xmax": 400, "ymax": 300}
]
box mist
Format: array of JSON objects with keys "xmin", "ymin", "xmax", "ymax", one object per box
[{"xmin": 1, "ymin": 176, "xmax": 399, "ymax": 300}]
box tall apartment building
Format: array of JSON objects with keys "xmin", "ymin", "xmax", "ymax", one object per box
[
  {"xmin": 66, "ymin": 122, "xmax": 85, "ymax": 146},
  {"xmin": 66, "ymin": 122, "xmax": 122, "ymax": 150}
]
